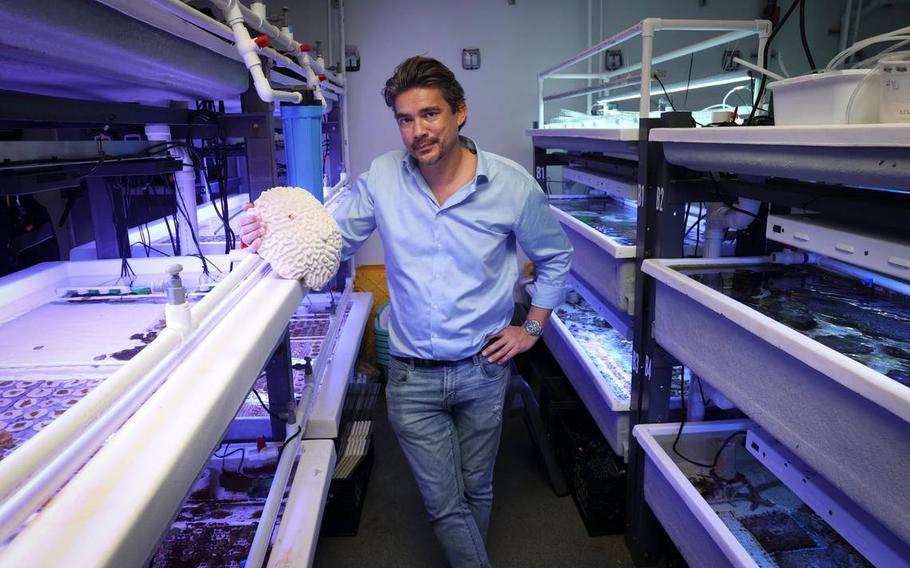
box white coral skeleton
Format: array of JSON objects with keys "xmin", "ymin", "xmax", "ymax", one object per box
[{"xmin": 250, "ymin": 187, "xmax": 342, "ymax": 289}]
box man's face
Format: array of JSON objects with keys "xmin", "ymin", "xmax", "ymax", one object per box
[{"xmin": 393, "ymin": 87, "xmax": 465, "ymax": 167}]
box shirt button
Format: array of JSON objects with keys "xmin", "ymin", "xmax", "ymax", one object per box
[
  {"xmin": 432, "ymin": 304, "xmax": 438, "ymax": 309},
  {"xmin": 432, "ymin": 333, "xmax": 438, "ymax": 338}
]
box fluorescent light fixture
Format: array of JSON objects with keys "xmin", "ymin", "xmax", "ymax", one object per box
[{"xmin": 597, "ymin": 73, "xmax": 751, "ymax": 104}]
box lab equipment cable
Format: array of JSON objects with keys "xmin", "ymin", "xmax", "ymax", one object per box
[
  {"xmin": 799, "ymin": 0, "xmax": 817, "ymax": 72},
  {"xmin": 672, "ymin": 376, "xmax": 746, "ymax": 473},
  {"xmin": 251, "ymin": 388, "xmax": 285, "ymax": 423},
  {"xmin": 749, "ymin": 0, "xmax": 802, "ymax": 126},
  {"xmin": 683, "ymin": 53, "xmax": 694, "ymax": 108}
]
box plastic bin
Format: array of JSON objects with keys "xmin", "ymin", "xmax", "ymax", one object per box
[
  {"xmin": 767, "ymin": 69, "xmax": 879, "ymax": 125},
  {"xmin": 634, "ymin": 420, "xmax": 880, "ymax": 568}
]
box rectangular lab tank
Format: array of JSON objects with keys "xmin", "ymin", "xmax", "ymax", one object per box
[
  {"xmin": 642, "ymin": 256, "xmax": 910, "ymax": 545},
  {"xmin": 634, "ymin": 420, "xmax": 889, "ymax": 568},
  {"xmin": 549, "ymin": 196, "xmax": 637, "ymax": 316}
]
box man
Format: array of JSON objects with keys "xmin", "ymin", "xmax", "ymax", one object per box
[{"xmin": 241, "ymin": 56, "xmax": 572, "ymax": 567}]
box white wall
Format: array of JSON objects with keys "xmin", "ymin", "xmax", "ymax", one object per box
[
  {"xmin": 287, "ymin": 0, "xmax": 591, "ymax": 264},
  {"xmin": 281, "ymin": 0, "xmax": 852, "ymax": 265}
]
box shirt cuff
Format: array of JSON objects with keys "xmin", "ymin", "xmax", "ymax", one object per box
[{"xmin": 530, "ymin": 281, "xmax": 567, "ymax": 310}]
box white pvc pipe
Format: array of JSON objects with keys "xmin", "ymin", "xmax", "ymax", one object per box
[
  {"xmin": 145, "ymin": 125, "xmax": 198, "ymax": 256},
  {"xmin": 818, "ymin": 256, "xmax": 910, "ymax": 297},
  {"xmin": 732, "ymin": 56, "xmax": 785, "ymax": 81},
  {"xmin": 702, "ymin": 198, "xmax": 761, "ymax": 258},
  {"xmin": 143, "ymin": 0, "xmax": 310, "ymax": 80},
  {"xmin": 245, "ymin": 384, "xmax": 314, "ymax": 568},
  {"xmin": 192, "ymin": 253, "xmax": 262, "ymax": 323},
  {"xmin": 543, "ymin": 73, "xmax": 640, "ymax": 103},
  {"xmin": 209, "ymin": 0, "xmax": 343, "ymax": 86},
  {"xmin": 587, "ymin": 0, "xmax": 593, "ymax": 113},
  {"xmin": 339, "ymin": 0, "xmax": 351, "ymax": 175},
  {"xmin": 542, "ymin": 27, "xmax": 764, "ymax": 107},
  {"xmin": 540, "ymin": 19, "xmax": 768, "ymax": 79},
  {"xmin": 0, "ymin": 330, "xmax": 176, "ymax": 501},
  {"xmin": 639, "ymin": 27, "xmax": 654, "ymax": 118},
  {"xmin": 539, "ymin": 22, "xmax": 643, "ymax": 77},
  {"xmin": 324, "ymin": 172, "xmax": 349, "ymax": 205},
  {"xmin": 605, "ymin": 29, "xmax": 756, "ymax": 82},
  {"xmin": 224, "ymin": 1, "xmax": 303, "ymax": 104},
  {"xmin": 537, "ymin": 77, "xmax": 544, "ymax": 127}
]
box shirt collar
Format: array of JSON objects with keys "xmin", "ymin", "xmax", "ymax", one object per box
[{"xmin": 401, "ymin": 135, "xmax": 491, "ymax": 187}]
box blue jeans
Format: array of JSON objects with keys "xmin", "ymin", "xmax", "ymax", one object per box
[{"xmin": 386, "ymin": 355, "xmax": 510, "ymax": 568}]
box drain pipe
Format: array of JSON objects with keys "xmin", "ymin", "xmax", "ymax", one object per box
[
  {"xmin": 702, "ymin": 198, "xmax": 761, "ymax": 257},
  {"xmin": 222, "ymin": 0, "xmax": 302, "ymax": 104},
  {"xmin": 145, "ymin": 124, "xmax": 198, "ymax": 256}
]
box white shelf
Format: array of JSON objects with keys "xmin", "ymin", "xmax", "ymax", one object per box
[
  {"xmin": 650, "ymin": 123, "xmax": 910, "ymax": 147},
  {"xmin": 642, "ymin": 255, "xmax": 910, "ymax": 545},
  {"xmin": 304, "ymin": 292, "xmax": 373, "ymax": 439},
  {"xmin": 527, "ymin": 128, "xmax": 640, "ymax": 157},
  {"xmin": 528, "ymin": 127, "xmax": 640, "ymax": 142},
  {"xmin": 649, "ymin": 124, "xmax": 910, "ymax": 190},
  {"xmin": 268, "ymin": 439, "xmax": 336, "ymax": 568},
  {"xmin": 767, "ymin": 213, "xmax": 910, "ymax": 281}
]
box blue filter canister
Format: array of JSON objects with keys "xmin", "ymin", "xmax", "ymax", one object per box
[{"xmin": 280, "ymin": 102, "xmax": 324, "ymax": 203}]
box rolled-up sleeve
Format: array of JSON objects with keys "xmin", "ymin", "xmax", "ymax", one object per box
[
  {"xmin": 333, "ymin": 172, "xmax": 376, "ymax": 261},
  {"xmin": 513, "ymin": 183, "xmax": 573, "ymax": 309}
]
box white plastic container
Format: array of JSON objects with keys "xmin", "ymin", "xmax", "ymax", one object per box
[
  {"xmin": 767, "ymin": 69, "xmax": 879, "ymax": 125},
  {"xmin": 879, "ymin": 59, "xmax": 910, "ymax": 123}
]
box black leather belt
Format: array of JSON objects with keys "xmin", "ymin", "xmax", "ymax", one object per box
[{"xmin": 392, "ymin": 354, "xmax": 476, "ymax": 368}]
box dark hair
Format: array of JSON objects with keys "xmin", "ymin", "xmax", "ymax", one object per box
[{"xmin": 382, "ymin": 56, "xmax": 467, "ymax": 131}]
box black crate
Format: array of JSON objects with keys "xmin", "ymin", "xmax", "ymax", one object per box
[
  {"xmin": 570, "ymin": 438, "xmax": 626, "ymax": 536},
  {"xmin": 320, "ymin": 440, "xmax": 374, "ymax": 537},
  {"xmin": 538, "ymin": 373, "xmax": 582, "ymax": 435},
  {"xmin": 550, "ymin": 408, "xmax": 626, "ymax": 536}
]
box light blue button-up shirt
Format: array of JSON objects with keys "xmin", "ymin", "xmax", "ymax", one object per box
[{"xmin": 334, "ymin": 137, "xmax": 572, "ymax": 361}]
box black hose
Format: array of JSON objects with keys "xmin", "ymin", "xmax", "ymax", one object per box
[
  {"xmin": 799, "ymin": 0, "xmax": 817, "ymax": 72},
  {"xmin": 748, "ymin": 0, "xmax": 802, "ymax": 125}
]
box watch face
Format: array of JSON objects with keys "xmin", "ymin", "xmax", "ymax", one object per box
[{"xmin": 524, "ymin": 319, "xmax": 543, "ymax": 336}]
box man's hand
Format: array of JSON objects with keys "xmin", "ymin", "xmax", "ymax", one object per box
[
  {"xmin": 481, "ymin": 325, "xmax": 539, "ymax": 365},
  {"xmin": 238, "ymin": 203, "xmax": 265, "ymax": 253}
]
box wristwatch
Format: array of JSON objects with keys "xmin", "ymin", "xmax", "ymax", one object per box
[{"xmin": 523, "ymin": 319, "xmax": 544, "ymax": 337}]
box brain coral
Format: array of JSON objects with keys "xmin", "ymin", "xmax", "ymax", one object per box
[{"xmin": 251, "ymin": 187, "xmax": 342, "ymax": 289}]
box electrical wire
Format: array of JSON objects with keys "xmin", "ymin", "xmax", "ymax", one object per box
[
  {"xmin": 276, "ymin": 424, "xmax": 303, "ymax": 465},
  {"xmin": 748, "ymin": 0, "xmax": 802, "ymax": 126},
  {"xmin": 251, "ymin": 388, "xmax": 285, "ymax": 423},
  {"xmin": 214, "ymin": 445, "xmax": 246, "ymax": 475},
  {"xmin": 683, "ymin": 53, "xmax": 694, "ymax": 108},
  {"xmin": 653, "ymin": 73, "xmax": 676, "ymax": 111},
  {"xmin": 671, "ymin": 374, "xmax": 747, "ymax": 470},
  {"xmin": 799, "ymin": 0, "xmax": 817, "ymax": 72}
]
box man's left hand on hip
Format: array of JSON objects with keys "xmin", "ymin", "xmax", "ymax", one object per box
[{"xmin": 481, "ymin": 326, "xmax": 539, "ymax": 365}]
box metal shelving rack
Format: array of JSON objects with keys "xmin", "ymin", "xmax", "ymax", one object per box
[
  {"xmin": 528, "ymin": 17, "xmax": 910, "ymax": 567},
  {"xmin": 632, "ymin": 123, "xmax": 910, "ymax": 564}
]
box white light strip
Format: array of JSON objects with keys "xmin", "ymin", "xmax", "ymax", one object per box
[{"xmin": 597, "ymin": 73, "xmax": 751, "ymax": 104}]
